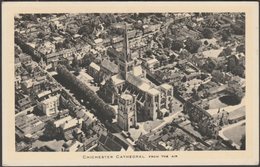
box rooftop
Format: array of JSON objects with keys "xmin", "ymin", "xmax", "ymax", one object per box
[
  {"xmin": 54, "ymin": 115, "xmax": 73, "ymax": 128},
  {"xmin": 121, "ymin": 94, "xmax": 133, "ymax": 101},
  {"xmin": 132, "ymin": 66, "xmax": 143, "ymax": 77},
  {"xmin": 89, "ymin": 62, "xmax": 100, "ymax": 71},
  {"xmin": 101, "ymin": 59, "xmax": 118, "ymax": 74},
  {"xmin": 147, "ymin": 88, "xmax": 161, "ymax": 96},
  {"xmin": 111, "ymin": 74, "xmax": 125, "ymax": 85},
  {"xmin": 126, "ymin": 73, "xmax": 151, "ymax": 92},
  {"xmin": 61, "ymin": 118, "xmax": 83, "ymax": 130},
  {"xmin": 160, "ymin": 83, "xmax": 172, "ymax": 90},
  {"xmin": 41, "ymin": 95, "xmax": 59, "ymax": 105},
  {"xmin": 228, "ymin": 106, "xmax": 245, "ymax": 121}
]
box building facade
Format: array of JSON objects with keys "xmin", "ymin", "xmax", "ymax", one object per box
[
  {"xmin": 117, "ymin": 94, "xmax": 137, "ymax": 131},
  {"xmin": 41, "ymin": 95, "xmax": 59, "ymax": 116}
]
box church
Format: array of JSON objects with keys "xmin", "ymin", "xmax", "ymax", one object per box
[{"xmin": 99, "ymin": 23, "xmax": 174, "ymax": 122}]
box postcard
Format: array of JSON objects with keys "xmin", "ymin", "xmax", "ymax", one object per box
[{"xmin": 2, "ymin": 1, "xmax": 259, "ymax": 166}]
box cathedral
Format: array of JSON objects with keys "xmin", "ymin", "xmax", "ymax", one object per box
[{"xmin": 100, "ymin": 23, "xmax": 174, "ymax": 123}]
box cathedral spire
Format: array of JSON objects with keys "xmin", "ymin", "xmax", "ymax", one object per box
[{"xmin": 123, "ymin": 23, "xmax": 131, "ymax": 62}]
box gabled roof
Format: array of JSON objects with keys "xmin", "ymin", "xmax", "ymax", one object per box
[
  {"xmin": 89, "ymin": 62, "xmax": 100, "ymax": 71},
  {"xmin": 111, "ymin": 74, "xmax": 125, "ymax": 85},
  {"xmin": 101, "ymin": 59, "xmax": 118, "ymax": 74},
  {"xmin": 126, "ymin": 73, "xmax": 151, "ymax": 92},
  {"xmin": 98, "ymin": 133, "xmax": 128, "ymax": 151}
]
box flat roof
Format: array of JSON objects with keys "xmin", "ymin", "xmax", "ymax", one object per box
[
  {"xmin": 54, "ymin": 116, "xmax": 73, "ymax": 128},
  {"xmin": 160, "ymin": 83, "xmax": 172, "ymax": 90},
  {"xmin": 42, "ymin": 95, "xmax": 58, "ymax": 104},
  {"xmin": 147, "ymin": 88, "xmax": 160, "ymax": 96},
  {"xmin": 228, "ymin": 106, "xmax": 245, "ymax": 120},
  {"xmin": 89, "ymin": 62, "xmax": 100, "ymax": 71},
  {"xmin": 121, "ymin": 94, "xmax": 133, "ymax": 101}
]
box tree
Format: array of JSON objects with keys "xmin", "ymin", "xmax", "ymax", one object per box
[
  {"xmin": 197, "ymin": 84, "xmax": 205, "ymax": 92},
  {"xmin": 145, "ymin": 50, "xmax": 153, "ymax": 57},
  {"xmin": 56, "ymin": 65, "xmax": 116, "ymax": 122},
  {"xmin": 74, "ymin": 66, "xmax": 81, "ymax": 76},
  {"xmin": 226, "ymin": 80, "xmax": 244, "ymax": 101},
  {"xmin": 78, "ymin": 24, "xmax": 94, "ymax": 36},
  {"xmin": 227, "ymin": 55, "xmax": 238, "ymax": 72},
  {"xmin": 181, "ymin": 76, "xmax": 187, "ymax": 82},
  {"xmin": 232, "ymin": 65, "xmax": 245, "ymax": 78},
  {"xmin": 184, "ymin": 37, "xmax": 202, "ymax": 54},
  {"xmin": 72, "ymin": 57, "xmax": 79, "ymax": 67},
  {"xmin": 240, "ymin": 134, "xmax": 246, "ymax": 150},
  {"xmin": 236, "ymin": 44, "xmax": 245, "ymax": 54},
  {"xmin": 63, "ymin": 38, "xmax": 72, "ymax": 49},
  {"xmin": 202, "ymin": 28, "xmax": 214, "ymax": 39},
  {"xmin": 82, "ymin": 53, "xmax": 95, "ymax": 66},
  {"xmin": 212, "ymin": 70, "xmax": 224, "ymax": 83},
  {"xmin": 231, "ymin": 24, "xmax": 245, "ymax": 35},
  {"xmin": 171, "ymin": 40, "xmax": 183, "ymax": 51},
  {"xmin": 163, "ymin": 37, "xmax": 172, "ymax": 48},
  {"xmin": 219, "ymin": 47, "xmax": 232, "ymax": 57},
  {"xmin": 43, "ymin": 120, "xmax": 59, "ymax": 140},
  {"xmin": 164, "ymin": 112, "xmax": 169, "ymax": 117},
  {"xmin": 221, "ymin": 29, "xmax": 231, "ymax": 41},
  {"xmin": 37, "ymin": 32, "xmax": 45, "ymax": 39}
]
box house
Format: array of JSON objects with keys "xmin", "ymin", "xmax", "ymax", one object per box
[
  {"xmin": 99, "ymin": 59, "xmax": 119, "ymax": 82},
  {"xmin": 62, "ymin": 140, "xmax": 83, "ymax": 152},
  {"xmin": 17, "ymin": 96, "xmax": 32, "ymax": 111},
  {"xmin": 143, "ymin": 58, "xmax": 160, "ymax": 71},
  {"xmin": 40, "ymin": 95, "xmax": 60, "ymax": 116},
  {"xmin": 96, "ymin": 133, "xmax": 133, "ymax": 151},
  {"xmin": 183, "ymin": 101, "xmax": 220, "ymax": 138},
  {"xmin": 228, "ymin": 106, "xmax": 245, "ymax": 124},
  {"xmin": 60, "ymin": 118, "xmax": 83, "ymax": 133},
  {"xmin": 21, "ymin": 79, "xmax": 34, "ymax": 94},
  {"xmin": 15, "ymin": 113, "xmax": 45, "ymax": 138},
  {"xmin": 87, "ymin": 62, "xmax": 100, "ymax": 81}
]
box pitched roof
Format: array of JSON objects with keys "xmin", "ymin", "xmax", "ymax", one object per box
[
  {"xmin": 111, "ymin": 74, "xmax": 125, "ymax": 85},
  {"xmin": 101, "ymin": 59, "xmax": 118, "ymax": 74},
  {"xmin": 228, "ymin": 106, "xmax": 245, "ymax": 120},
  {"xmin": 126, "ymin": 73, "xmax": 151, "ymax": 92},
  {"xmin": 89, "ymin": 62, "xmax": 100, "ymax": 71},
  {"xmin": 160, "ymin": 83, "xmax": 172, "ymax": 90},
  {"xmin": 98, "ymin": 134, "xmax": 122, "ymax": 151},
  {"xmin": 147, "ymin": 88, "xmax": 160, "ymax": 96}
]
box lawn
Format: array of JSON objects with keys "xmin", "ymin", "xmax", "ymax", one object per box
[
  {"xmin": 143, "ymin": 119, "xmax": 164, "ymax": 132},
  {"xmin": 223, "ymin": 123, "xmax": 245, "ymax": 145},
  {"xmin": 208, "ymin": 97, "xmax": 228, "ymax": 109}
]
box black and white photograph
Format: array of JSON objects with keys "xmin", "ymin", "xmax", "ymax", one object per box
[
  {"xmin": 14, "ymin": 12, "xmax": 246, "ymax": 152},
  {"xmin": 2, "ymin": 1, "xmax": 259, "ymax": 166}
]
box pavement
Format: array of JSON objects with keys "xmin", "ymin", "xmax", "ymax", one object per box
[{"xmin": 218, "ymin": 119, "xmax": 246, "ymax": 149}]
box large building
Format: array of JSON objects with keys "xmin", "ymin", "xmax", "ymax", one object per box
[
  {"xmin": 40, "ymin": 95, "xmax": 59, "ymax": 116},
  {"xmin": 183, "ymin": 101, "xmax": 220, "ymax": 138},
  {"xmin": 100, "ymin": 23, "xmax": 173, "ymax": 121},
  {"xmin": 117, "ymin": 94, "xmax": 137, "ymax": 131}
]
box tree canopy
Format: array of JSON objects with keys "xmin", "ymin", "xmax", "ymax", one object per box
[
  {"xmin": 78, "ymin": 24, "xmax": 95, "ymax": 36},
  {"xmin": 56, "ymin": 65, "xmax": 116, "ymax": 122},
  {"xmin": 184, "ymin": 37, "xmax": 202, "ymax": 54},
  {"xmin": 171, "ymin": 40, "xmax": 183, "ymax": 52},
  {"xmin": 202, "ymin": 28, "xmax": 214, "ymax": 39}
]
